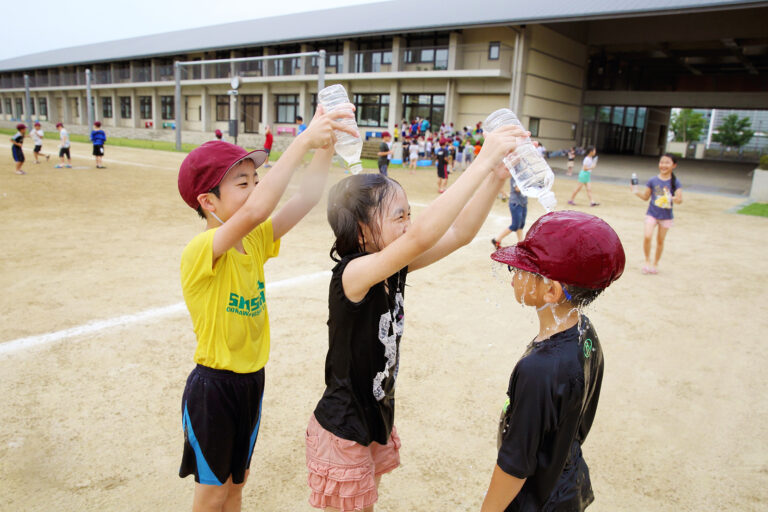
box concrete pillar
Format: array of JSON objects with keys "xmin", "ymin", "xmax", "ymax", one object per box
[
  {"xmin": 110, "ymin": 63, "xmax": 117, "ymax": 84},
  {"xmin": 298, "ymin": 82, "xmax": 310, "ymax": 126},
  {"xmin": 62, "ymin": 93, "xmax": 72, "ymax": 124},
  {"xmin": 444, "ymin": 79, "xmax": 460, "ymax": 125},
  {"xmin": 93, "ymin": 92, "xmax": 100, "ymax": 123},
  {"xmin": 151, "ymin": 89, "xmax": 160, "ymax": 129},
  {"xmin": 263, "ymin": 48, "xmax": 272, "ymax": 77},
  {"xmin": 388, "ymin": 80, "xmax": 401, "ymax": 132},
  {"xmin": 78, "ymin": 94, "xmax": 86, "ymax": 125},
  {"xmin": 391, "ymin": 37, "xmax": 402, "ymax": 72},
  {"xmin": 300, "ymin": 44, "xmax": 310, "ymax": 75},
  {"xmin": 230, "ymin": 50, "xmax": 237, "ymax": 78},
  {"xmin": 150, "ymin": 59, "xmax": 157, "ymax": 82},
  {"xmin": 448, "ymin": 32, "xmax": 461, "ymax": 71},
  {"xmin": 45, "ymin": 93, "xmax": 53, "ymax": 122},
  {"xmin": 130, "ymin": 89, "xmax": 139, "ymax": 128},
  {"xmin": 110, "ymin": 90, "xmax": 118, "ymax": 127},
  {"xmin": 343, "ymin": 41, "xmax": 355, "ymax": 74},
  {"xmin": 262, "ymin": 84, "xmax": 271, "ymax": 126},
  {"xmin": 201, "ymin": 86, "xmax": 210, "ymax": 132}
]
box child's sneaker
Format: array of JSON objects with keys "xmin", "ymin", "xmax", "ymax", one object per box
[
  {"xmin": 65, "ymin": 164, "xmax": 72, "ymax": 168},
  {"xmin": 491, "ymin": 238, "xmax": 501, "ymax": 250},
  {"xmin": 54, "ymin": 164, "xmax": 63, "ymax": 168},
  {"xmin": 567, "ymin": 200, "xmax": 576, "ymax": 206}
]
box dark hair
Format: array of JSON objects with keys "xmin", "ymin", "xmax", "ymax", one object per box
[
  {"xmin": 562, "ymin": 284, "xmax": 604, "ymax": 308},
  {"xmin": 296, "ymin": 116, "xmax": 303, "ymax": 122},
  {"xmin": 586, "ymin": 146, "xmax": 596, "ymax": 154},
  {"xmin": 195, "ymin": 185, "xmax": 220, "ymax": 219},
  {"xmin": 661, "ymin": 153, "xmax": 679, "ymax": 196},
  {"xmin": 327, "ymin": 174, "xmax": 402, "ymax": 261}
]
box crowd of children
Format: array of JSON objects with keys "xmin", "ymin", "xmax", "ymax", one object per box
[{"xmin": 8, "ymin": 120, "xmax": 107, "ymax": 173}]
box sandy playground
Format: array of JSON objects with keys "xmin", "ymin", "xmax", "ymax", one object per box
[{"xmin": 1, "ymin": 140, "xmax": 767, "ymax": 511}]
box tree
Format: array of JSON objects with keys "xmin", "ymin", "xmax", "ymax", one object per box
[
  {"xmin": 669, "ymin": 109, "xmax": 707, "ymax": 143},
  {"xmin": 712, "ymin": 114, "xmax": 754, "ymax": 149}
]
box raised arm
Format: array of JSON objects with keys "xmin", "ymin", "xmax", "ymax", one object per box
[
  {"xmin": 409, "ymin": 160, "xmax": 512, "ymax": 271},
  {"xmin": 211, "ymin": 105, "xmax": 356, "ymax": 259},
  {"xmin": 633, "ymin": 186, "xmax": 651, "ymax": 201},
  {"xmin": 271, "ymin": 144, "xmax": 334, "ymax": 241},
  {"xmin": 342, "ymin": 125, "xmax": 527, "ymax": 302}
]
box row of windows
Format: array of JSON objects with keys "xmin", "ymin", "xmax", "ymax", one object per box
[{"xmin": 1, "ymin": 92, "xmax": 448, "ymax": 127}]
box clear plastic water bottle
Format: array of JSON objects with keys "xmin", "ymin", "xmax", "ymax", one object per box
[
  {"xmin": 484, "ymin": 109, "xmax": 557, "ymax": 211},
  {"xmin": 317, "ymin": 84, "xmax": 363, "ymax": 174},
  {"xmin": 631, "ymin": 172, "xmax": 639, "ymax": 193}
]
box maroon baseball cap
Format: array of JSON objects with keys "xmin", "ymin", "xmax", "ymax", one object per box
[
  {"xmin": 178, "ymin": 141, "xmax": 267, "ymax": 209},
  {"xmin": 16, "ymin": 123, "xmax": 26, "ymax": 130},
  {"xmin": 382, "ymin": 131, "xmax": 391, "ymax": 137},
  {"xmin": 491, "ymin": 211, "xmax": 625, "ymax": 290}
]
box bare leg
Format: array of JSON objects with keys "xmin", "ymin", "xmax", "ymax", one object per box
[
  {"xmin": 653, "ymin": 226, "xmax": 670, "ymax": 270},
  {"xmin": 192, "ymin": 471, "xmax": 248, "ymax": 512},
  {"xmin": 643, "ymin": 220, "xmax": 655, "ymax": 268},
  {"xmin": 495, "ymin": 227, "xmax": 513, "ymax": 245},
  {"xmin": 569, "ymin": 183, "xmax": 583, "ymax": 202},
  {"xmin": 586, "ymin": 182, "xmax": 596, "ymax": 204},
  {"xmin": 515, "ymin": 228, "xmax": 524, "ymax": 242}
]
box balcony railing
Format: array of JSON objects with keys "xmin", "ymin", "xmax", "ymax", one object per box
[{"xmin": 0, "ymin": 42, "xmax": 517, "ymax": 90}]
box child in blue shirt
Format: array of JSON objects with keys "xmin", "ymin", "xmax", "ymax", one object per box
[
  {"xmin": 90, "ymin": 121, "xmax": 107, "ymax": 168},
  {"xmin": 632, "ymin": 153, "xmax": 683, "ymax": 274}
]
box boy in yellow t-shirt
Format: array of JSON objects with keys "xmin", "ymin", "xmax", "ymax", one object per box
[{"xmin": 177, "ymin": 104, "xmax": 357, "ymax": 512}]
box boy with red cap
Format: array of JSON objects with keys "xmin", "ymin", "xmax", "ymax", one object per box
[
  {"xmin": 376, "ymin": 131, "xmax": 393, "ymax": 176},
  {"xmin": 31, "ymin": 122, "xmax": 50, "ymax": 164},
  {"xmin": 176, "ymin": 105, "xmax": 356, "ymax": 512},
  {"xmin": 10, "ymin": 123, "xmax": 27, "ymax": 175},
  {"xmin": 482, "ymin": 211, "xmax": 625, "ymax": 512}
]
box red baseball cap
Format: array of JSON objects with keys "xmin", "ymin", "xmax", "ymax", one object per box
[
  {"xmin": 491, "ymin": 211, "xmax": 625, "ymax": 290},
  {"xmin": 16, "ymin": 123, "xmax": 26, "ymax": 130},
  {"xmin": 382, "ymin": 131, "xmax": 391, "ymax": 137},
  {"xmin": 178, "ymin": 141, "xmax": 267, "ymax": 209}
]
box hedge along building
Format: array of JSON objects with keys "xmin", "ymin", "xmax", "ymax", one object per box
[{"xmin": 0, "ymin": 0, "xmax": 766, "ymax": 155}]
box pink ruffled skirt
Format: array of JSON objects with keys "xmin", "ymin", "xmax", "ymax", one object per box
[{"xmin": 305, "ymin": 414, "xmax": 401, "ymax": 511}]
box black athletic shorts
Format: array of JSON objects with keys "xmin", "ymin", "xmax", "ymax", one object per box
[
  {"xmin": 92, "ymin": 145, "xmax": 104, "ymax": 156},
  {"xmin": 437, "ymin": 164, "xmax": 447, "ymax": 179},
  {"xmin": 180, "ymin": 364, "xmax": 265, "ymax": 486},
  {"xmin": 59, "ymin": 147, "xmax": 70, "ymax": 158},
  {"xmin": 33, "ymin": 145, "xmax": 42, "ymax": 153},
  {"xmin": 12, "ymin": 146, "xmax": 24, "ymax": 163}
]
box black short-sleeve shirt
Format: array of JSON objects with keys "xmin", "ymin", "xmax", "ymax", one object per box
[
  {"xmin": 435, "ymin": 147, "xmax": 447, "ymax": 167},
  {"xmin": 314, "ymin": 254, "xmax": 407, "ymax": 446},
  {"xmin": 378, "ymin": 142, "xmax": 390, "ymax": 167},
  {"xmin": 497, "ymin": 317, "xmax": 603, "ymax": 511}
]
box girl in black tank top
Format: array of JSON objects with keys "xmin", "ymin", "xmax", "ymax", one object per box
[{"xmin": 306, "ymin": 123, "xmax": 531, "ymax": 511}]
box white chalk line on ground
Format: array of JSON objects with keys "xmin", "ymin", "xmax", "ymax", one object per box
[{"xmin": 0, "ymin": 270, "xmax": 331, "ymax": 357}]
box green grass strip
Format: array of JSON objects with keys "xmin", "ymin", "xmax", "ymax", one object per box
[{"xmin": 737, "ymin": 202, "xmax": 768, "ymax": 217}]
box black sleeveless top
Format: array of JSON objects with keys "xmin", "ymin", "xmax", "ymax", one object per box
[{"xmin": 313, "ymin": 253, "xmax": 407, "ymax": 446}]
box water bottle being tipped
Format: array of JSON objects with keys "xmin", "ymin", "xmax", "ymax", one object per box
[
  {"xmin": 317, "ymin": 84, "xmax": 363, "ymax": 174},
  {"xmin": 484, "ymin": 109, "xmax": 557, "ymax": 211}
]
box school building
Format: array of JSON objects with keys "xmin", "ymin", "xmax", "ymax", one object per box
[{"xmin": 1, "ymin": 0, "xmax": 766, "ymax": 156}]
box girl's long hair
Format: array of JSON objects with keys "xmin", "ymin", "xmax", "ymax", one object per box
[{"xmin": 327, "ymin": 174, "xmax": 401, "ymax": 262}]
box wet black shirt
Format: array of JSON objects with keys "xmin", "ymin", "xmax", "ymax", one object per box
[
  {"xmin": 497, "ymin": 317, "xmax": 603, "ymax": 511},
  {"xmin": 378, "ymin": 142, "xmax": 390, "ymax": 167},
  {"xmin": 314, "ymin": 254, "xmax": 407, "ymax": 446}
]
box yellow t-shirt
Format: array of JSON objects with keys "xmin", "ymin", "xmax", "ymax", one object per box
[{"xmin": 181, "ymin": 219, "xmax": 280, "ymax": 373}]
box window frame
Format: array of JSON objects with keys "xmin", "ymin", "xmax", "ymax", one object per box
[
  {"xmin": 102, "ymin": 97, "xmax": 113, "ymax": 118},
  {"xmin": 488, "ymin": 42, "xmax": 501, "ymax": 61},
  {"xmin": 120, "ymin": 96, "xmax": 132, "ymax": 118},
  {"xmin": 160, "ymin": 95, "xmax": 174, "ymax": 120},
  {"xmin": 139, "ymin": 96, "xmax": 152, "ymax": 119},
  {"xmin": 216, "ymin": 95, "xmax": 230, "ymax": 121},
  {"xmin": 529, "ymin": 117, "xmax": 541, "ymax": 137},
  {"xmin": 275, "ymin": 94, "xmax": 300, "ymax": 123}
]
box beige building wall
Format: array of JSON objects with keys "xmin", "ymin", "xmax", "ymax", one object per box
[
  {"xmin": 642, "ymin": 107, "xmax": 671, "ymax": 156},
  {"xmin": 456, "ymin": 94, "xmax": 508, "ymax": 133},
  {"xmin": 521, "ymin": 25, "xmax": 586, "ymax": 151}
]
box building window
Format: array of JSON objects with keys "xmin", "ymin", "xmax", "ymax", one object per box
[
  {"xmin": 102, "ymin": 97, "xmax": 113, "ymax": 118},
  {"xmin": 488, "ymin": 42, "xmax": 500, "ymax": 60},
  {"xmin": 117, "ymin": 62, "xmax": 130, "ymax": 81},
  {"xmin": 216, "ymin": 95, "xmax": 230, "ymax": 121},
  {"xmin": 275, "ymin": 94, "xmax": 299, "ymax": 123},
  {"xmin": 402, "ymin": 93, "xmax": 445, "ymax": 127},
  {"xmin": 529, "ymin": 117, "xmax": 540, "ymax": 137},
  {"xmin": 403, "ymin": 33, "xmax": 450, "ymax": 70},
  {"xmin": 353, "ymin": 94, "xmax": 389, "ymax": 127},
  {"xmin": 120, "ymin": 97, "xmax": 132, "ymax": 118},
  {"xmin": 161, "ymin": 96, "xmax": 174, "ymax": 120},
  {"xmin": 30, "ymin": 99, "xmax": 35, "ymax": 115},
  {"xmin": 139, "ymin": 96, "xmax": 152, "ymax": 119},
  {"xmin": 135, "ymin": 60, "xmax": 151, "ymax": 82},
  {"xmin": 39, "ymin": 97, "xmax": 47, "ymax": 117},
  {"xmin": 4, "ymin": 98, "xmax": 11, "ymax": 115},
  {"xmin": 16, "ymin": 98, "xmax": 24, "ymax": 117}
]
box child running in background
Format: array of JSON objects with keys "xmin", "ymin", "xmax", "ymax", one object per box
[
  {"xmin": 177, "ymin": 105, "xmax": 357, "ymax": 512},
  {"xmin": 568, "ymin": 146, "xmax": 599, "ymax": 207},
  {"xmin": 10, "ymin": 123, "xmax": 26, "ymax": 175},
  {"xmin": 90, "ymin": 121, "xmax": 107, "ymax": 168},
  {"xmin": 305, "ymin": 124, "xmax": 529, "ymax": 512},
  {"xmin": 55, "ymin": 123, "xmax": 71, "ymax": 168},
  {"xmin": 31, "ymin": 122, "xmax": 50, "ymax": 164},
  {"xmin": 566, "ymin": 147, "xmax": 575, "ymax": 176},
  {"xmin": 435, "ymin": 139, "xmax": 449, "ymax": 193},
  {"xmin": 408, "ymin": 137, "xmax": 419, "ymax": 174},
  {"xmin": 492, "ymin": 179, "xmax": 527, "ymax": 248},
  {"xmin": 482, "ymin": 211, "xmax": 625, "ymax": 512},
  {"xmin": 633, "ymin": 153, "xmax": 682, "ymax": 275}
]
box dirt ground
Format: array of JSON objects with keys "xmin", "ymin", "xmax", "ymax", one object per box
[{"xmin": 1, "ymin": 141, "xmax": 767, "ymax": 511}]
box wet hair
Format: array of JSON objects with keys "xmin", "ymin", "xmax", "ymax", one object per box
[
  {"xmin": 561, "ymin": 284, "xmax": 604, "ymax": 308},
  {"xmin": 327, "ymin": 174, "xmax": 402, "ymax": 261},
  {"xmin": 196, "ymin": 185, "xmax": 220, "ymax": 219},
  {"xmin": 586, "ymin": 146, "xmax": 596, "ymax": 154},
  {"xmin": 661, "ymin": 153, "xmax": 679, "ymax": 197}
]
